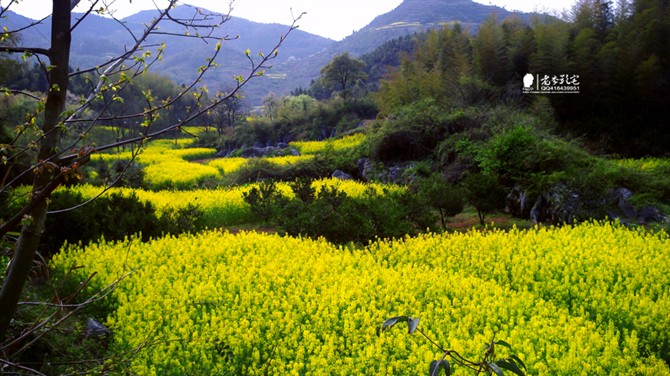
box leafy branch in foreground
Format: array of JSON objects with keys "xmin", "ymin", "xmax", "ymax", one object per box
[
  {"xmin": 0, "ymin": 0, "xmax": 303, "ymax": 343},
  {"xmin": 380, "ymin": 316, "xmax": 526, "ymax": 376}
]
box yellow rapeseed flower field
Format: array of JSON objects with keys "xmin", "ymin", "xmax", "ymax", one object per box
[
  {"xmin": 616, "ymin": 157, "xmax": 670, "ymax": 175},
  {"xmin": 51, "ymin": 222, "xmax": 670, "ymax": 375},
  {"xmin": 63, "ymin": 179, "xmax": 401, "ymax": 227},
  {"xmin": 290, "ymin": 133, "xmax": 365, "ymax": 155},
  {"xmin": 92, "ymin": 135, "xmax": 363, "ymax": 189}
]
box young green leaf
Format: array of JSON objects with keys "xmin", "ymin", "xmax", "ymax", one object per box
[
  {"xmin": 429, "ymin": 359, "xmax": 450, "ymax": 376},
  {"xmin": 496, "ymin": 359, "xmax": 526, "ymax": 376},
  {"xmin": 380, "ymin": 316, "xmax": 410, "ymax": 334},
  {"xmin": 508, "ymin": 355, "xmax": 527, "ymax": 371},
  {"xmin": 494, "ymin": 340, "xmax": 512, "ymax": 350},
  {"xmin": 408, "ymin": 317, "xmax": 420, "ymax": 334},
  {"xmin": 488, "ymin": 362, "xmax": 504, "ymax": 376}
]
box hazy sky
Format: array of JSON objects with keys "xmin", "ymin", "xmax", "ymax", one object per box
[{"xmin": 3, "ymin": 0, "xmax": 575, "ymax": 41}]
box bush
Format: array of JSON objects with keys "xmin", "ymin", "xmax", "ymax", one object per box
[
  {"xmin": 226, "ymin": 159, "xmax": 287, "ymax": 184},
  {"xmin": 242, "ymin": 180, "xmax": 289, "ymax": 222},
  {"xmin": 41, "ymin": 189, "xmax": 205, "ymax": 257},
  {"xmin": 191, "ymin": 129, "xmax": 222, "ymax": 148},
  {"xmin": 417, "ymin": 174, "xmax": 465, "ymax": 230},
  {"xmin": 366, "ymin": 99, "xmax": 452, "ymax": 162},
  {"xmin": 242, "ymin": 178, "xmax": 428, "ymax": 244},
  {"xmin": 277, "ymin": 185, "xmax": 417, "ymax": 244},
  {"xmin": 474, "ymin": 125, "xmax": 538, "ymax": 185},
  {"xmin": 86, "ymin": 159, "xmax": 146, "ymax": 188},
  {"xmin": 462, "ymin": 173, "xmax": 508, "ymax": 226},
  {"xmin": 158, "ymin": 203, "xmax": 206, "ymax": 235},
  {"xmin": 41, "ymin": 191, "xmax": 160, "ymax": 256}
]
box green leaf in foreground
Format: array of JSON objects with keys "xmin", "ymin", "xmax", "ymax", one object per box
[
  {"xmin": 380, "ymin": 316, "xmax": 420, "ymax": 335},
  {"xmin": 495, "ymin": 359, "xmax": 527, "ymax": 376},
  {"xmin": 429, "ymin": 359, "xmax": 450, "ymax": 376},
  {"xmin": 488, "ymin": 362, "xmax": 504, "ymax": 376}
]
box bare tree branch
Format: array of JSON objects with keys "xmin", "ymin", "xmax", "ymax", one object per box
[
  {"xmin": 0, "ymin": 7, "xmax": 305, "ymax": 236},
  {"xmin": 1, "ymin": 89, "xmax": 41, "ymax": 100},
  {"xmin": 0, "ymin": 2, "xmax": 50, "ymax": 39},
  {"xmin": 70, "ymin": 0, "xmax": 102, "ymax": 32},
  {"xmin": 0, "ymin": 45, "xmax": 50, "ymax": 56},
  {"xmin": 0, "ymin": 357, "xmax": 47, "ymax": 376}
]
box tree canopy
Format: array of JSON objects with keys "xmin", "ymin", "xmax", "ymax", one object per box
[
  {"xmin": 320, "ymin": 52, "xmax": 368, "ymax": 101},
  {"xmin": 374, "ymin": 0, "xmax": 670, "ymax": 156}
]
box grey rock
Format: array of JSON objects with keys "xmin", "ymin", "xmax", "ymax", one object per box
[
  {"xmin": 615, "ymin": 187, "xmax": 633, "ymax": 201},
  {"xmin": 85, "ymin": 318, "xmax": 110, "ymax": 338},
  {"xmin": 607, "ymin": 187, "xmax": 637, "ymax": 218},
  {"xmin": 358, "ymin": 158, "xmax": 375, "ymax": 181},
  {"xmin": 289, "ymin": 148, "xmax": 301, "ymax": 156},
  {"xmin": 638, "ymin": 206, "xmax": 665, "ymax": 224},
  {"xmin": 530, "ymin": 195, "xmax": 547, "ymax": 224},
  {"xmin": 332, "ymin": 170, "xmax": 354, "ymax": 180},
  {"xmin": 507, "ymin": 184, "xmax": 533, "ymax": 219},
  {"xmin": 618, "ymin": 197, "xmax": 638, "ymax": 219}
]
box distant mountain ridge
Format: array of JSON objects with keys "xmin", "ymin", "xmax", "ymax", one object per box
[
  {"xmin": 2, "ymin": 1, "xmax": 535, "ymax": 105},
  {"xmin": 1, "ymin": 6, "xmax": 335, "ymax": 105},
  {"xmin": 340, "ymin": 0, "xmax": 525, "ymax": 55},
  {"xmin": 275, "ymin": 0, "xmax": 534, "ymax": 95}
]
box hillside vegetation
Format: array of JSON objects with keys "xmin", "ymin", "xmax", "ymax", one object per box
[{"xmin": 1, "ymin": 0, "xmax": 670, "ymax": 374}]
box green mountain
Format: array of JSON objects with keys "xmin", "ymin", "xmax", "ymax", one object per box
[
  {"xmin": 275, "ymin": 0, "xmax": 534, "ymax": 93},
  {"xmin": 1, "ymin": 6, "xmax": 335, "ymax": 105},
  {"xmin": 2, "ymin": 1, "xmax": 534, "ymax": 105},
  {"xmin": 339, "ymin": 0, "xmax": 527, "ymax": 55}
]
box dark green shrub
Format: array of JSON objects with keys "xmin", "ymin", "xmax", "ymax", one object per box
[
  {"xmin": 356, "ymin": 188, "xmax": 420, "ymax": 240},
  {"xmin": 192, "ymin": 129, "xmax": 221, "ymax": 148},
  {"xmin": 474, "ymin": 125, "xmax": 538, "ymax": 185},
  {"xmin": 242, "ymin": 180, "xmax": 289, "ymax": 222},
  {"xmin": 417, "ymin": 174, "xmax": 466, "ymax": 230},
  {"xmin": 158, "ymin": 203, "xmax": 206, "ymax": 235},
  {"xmin": 112, "ymin": 160, "xmax": 145, "ymax": 188},
  {"xmin": 278, "ymin": 185, "xmax": 354, "ymax": 243},
  {"xmin": 41, "ymin": 190, "xmax": 161, "ymax": 257},
  {"xmin": 462, "ymin": 173, "xmax": 508, "ymax": 226},
  {"xmin": 289, "ymin": 177, "xmax": 316, "ymax": 204},
  {"xmin": 365, "ymin": 98, "xmax": 454, "ymax": 162},
  {"xmin": 276, "ymin": 184, "xmax": 420, "ymax": 244},
  {"xmin": 42, "ymin": 189, "xmax": 204, "ymax": 257},
  {"xmin": 41, "ymin": 191, "xmax": 100, "ymax": 255},
  {"xmin": 241, "ymin": 178, "xmax": 434, "ymax": 244},
  {"xmin": 290, "ymin": 144, "xmax": 360, "ymax": 180},
  {"xmin": 85, "ymin": 159, "xmax": 145, "ymax": 188},
  {"xmin": 227, "ymin": 159, "xmax": 287, "ymax": 184}
]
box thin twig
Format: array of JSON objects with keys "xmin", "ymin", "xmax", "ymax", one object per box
[{"xmin": 0, "ymin": 357, "xmax": 47, "ymax": 376}]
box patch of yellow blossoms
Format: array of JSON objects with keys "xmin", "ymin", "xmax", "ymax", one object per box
[
  {"xmin": 92, "ymin": 134, "xmax": 363, "ymax": 189},
  {"xmin": 63, "ymin": 179, "xmax": 401, "ymax": 227},
  {"xmin": 51, "ymin": 222, "xmax": 670, "ymax": 375},
  {"xmin": 290, "ymin": 133, "xmax": 365, "ymax": 155}
]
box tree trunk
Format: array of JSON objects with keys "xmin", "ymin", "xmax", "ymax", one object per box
[
  {"xmin": 439, "ymin": 208, "xmax": 447, "ymax": 230},
  {"xmin": 0, "ymin": 1, "xmax": 71, "ymax": 340}
]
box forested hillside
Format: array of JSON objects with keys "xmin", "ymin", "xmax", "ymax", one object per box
[
  {"xmin": 303, "ymin": 0, "xmax": 670, "ymax": 157},
  {"xmin": 1, "ymin": 0, "xmax": 537, "ymax": 105},
  {"xmin": 1, "ymin": 0, "xmax": 670, "ymax": 374}
]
